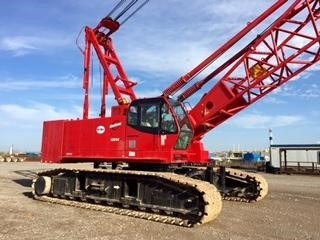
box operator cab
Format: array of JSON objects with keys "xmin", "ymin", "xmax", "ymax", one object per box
[{"xmin": 127, "ymin": 97, "xmax": 194, "ymax": 150}]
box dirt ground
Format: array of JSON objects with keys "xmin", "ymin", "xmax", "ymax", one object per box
[{"xmin": 0, "ymin": 162, "xmax": 319, "ymax": 240}]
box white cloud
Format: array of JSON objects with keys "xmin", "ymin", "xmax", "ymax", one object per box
[
  {"xmin": 205, "ymin": 1, "xmax": 270, "ymax": 20},
  {"xmin": 0, "ymin": 35, "xmax": 72, "ymax": 56},
  {"xmin": 263, "ymin": 97, "xmax": 287, "ymax": 104},
  {"xmin": 0, "ymin": 102, "xmax": 82, "ymax": 129},
  {"xmin": 0, "ymin": 75, "xmax": 81, "ymax": 91},
  {"xmin": 117, "ymin": 33, "xmax": 212, "ymax": 77},
  {"xmin": 0, "ymin": 37, "xmax": 38, "ymax": 56},
  {"xmin": 0, "ymin": 102, "xmax": 82, "ymax": 151},
  {"xmin": 275, "ymin": 83, "xmax": 320, "ymax": 99},
  {"xmin": 136, "ymin": 89, "xmax": 162, "ymax": 98},
  {"xmin": 229, "ymin": 113, "xmax": 304, "ymax": 129}
]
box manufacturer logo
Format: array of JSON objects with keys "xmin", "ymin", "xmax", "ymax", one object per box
[
  {"xmin": 96, "ymin": 125, "xmax": 105, "ymax": 134},
  {"xmin": 110, "ymin": 122, "xmax": 122, "ymax": 129}
]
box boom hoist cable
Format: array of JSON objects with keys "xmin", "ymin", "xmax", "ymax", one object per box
[
  {"xmin": 76, "ymin": 0, "xmax": 150, "ymax": 53},
  {"xmin": 96, "ymin": 0, "xmax": 150, "ymax": 37},
  {"xmin": 107, "ymin": 0, "xmax": 150, "ymax": 25}
]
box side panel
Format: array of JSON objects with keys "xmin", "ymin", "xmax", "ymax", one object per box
[
  {"xmin": 270, "ymin": 147, "xmax": 280, "ymax": 168},
  {"xmin": 41, "ymin": 120, "xmax": 65, "ymax": 163},
  {"xmin": 41, "ymin": 117, "xmax": 126, "ymax": 163},
  {"xmin": 187, "ymin": 141, "xmax": 210, "ymax": 165},
  {"xmin": 282, "ymin": 150, "xmax": 319, "ymax": 167}
]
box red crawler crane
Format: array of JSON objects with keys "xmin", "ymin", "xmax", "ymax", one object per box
[{"xmin": 35, "ymin": 0, "xmax": 320, "ymax": 226}]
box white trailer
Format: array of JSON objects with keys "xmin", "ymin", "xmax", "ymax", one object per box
[{"xmin": 270, "ymin": 144, "xmax": 320, "ymax": 173}]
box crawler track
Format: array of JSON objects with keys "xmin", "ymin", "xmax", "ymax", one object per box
[
  {"xmin": 32, "ymin": 168, "xmax": 222, "ymax": 227},
  {"xmin": 217, "ymin": 168, "xmax": 268, "ymax": 202},
  {"xmin": 32, "ymin": 167, "xmax": 268, "ymax": 227}
]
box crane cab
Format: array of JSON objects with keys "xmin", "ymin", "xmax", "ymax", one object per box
[
  {"xmin": 123, "ymin": 97, "xmax": 194, "ymax": 165},
  {"xmin": 126, "ymin": 97, "xmax": 192, "ymax": 147}
]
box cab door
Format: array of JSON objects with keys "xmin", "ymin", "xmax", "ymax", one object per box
[{"xmin": 125, "ymin": 100, "xmax": 161, "ymax": 162}]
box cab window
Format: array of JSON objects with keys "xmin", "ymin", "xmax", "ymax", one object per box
[
  {"xmin": 127, "ymin": 99, "xmax": 178, "ymax": 134},
  {"xmin": 128, "ymin": 105, "xmax": 138, "ymax": 126},
  {"xmin": 140, "ymin": 103, "xmax": 159, "ymax": 128},
  {"xmin": 161, "ymin": 104, "xmax": 177, "ymax": 133}
]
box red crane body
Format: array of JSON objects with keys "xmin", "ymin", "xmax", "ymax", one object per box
[{"xmin": 41, "ymin": 0, "xmax": 320, "ymax": 168}]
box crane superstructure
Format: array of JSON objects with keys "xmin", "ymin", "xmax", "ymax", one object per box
[{"xmin": 33, "ymin": 0, "xmax": 320, "ymax": 227}]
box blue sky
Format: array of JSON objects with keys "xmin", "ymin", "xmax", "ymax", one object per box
[{"xmin": 0, "ymin": 0, "xmax": 319, "ymax": 153}]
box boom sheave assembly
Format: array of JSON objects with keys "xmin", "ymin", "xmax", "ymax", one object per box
[{"xmin": 33, "ymin": 0, "xmax": 319, "ymax": 227}]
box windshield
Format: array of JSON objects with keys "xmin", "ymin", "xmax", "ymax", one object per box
[{"xmin": 169, "ymin": 99, "xmax": 194, "ymax": 149}]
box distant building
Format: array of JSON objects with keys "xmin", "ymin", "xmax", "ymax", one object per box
[{"xmin": 270, "ymin": 144, "xmax": 320, "ymax": 173}]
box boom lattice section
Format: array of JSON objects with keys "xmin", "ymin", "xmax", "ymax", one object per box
[{"xmin": 189, "ymin": 0, "xmax": 320, "ymax": 139}]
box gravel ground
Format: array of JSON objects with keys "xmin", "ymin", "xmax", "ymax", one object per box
[{"xmin": 0, "ymin": 162, "xmax": 319, "ymax": 240}]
